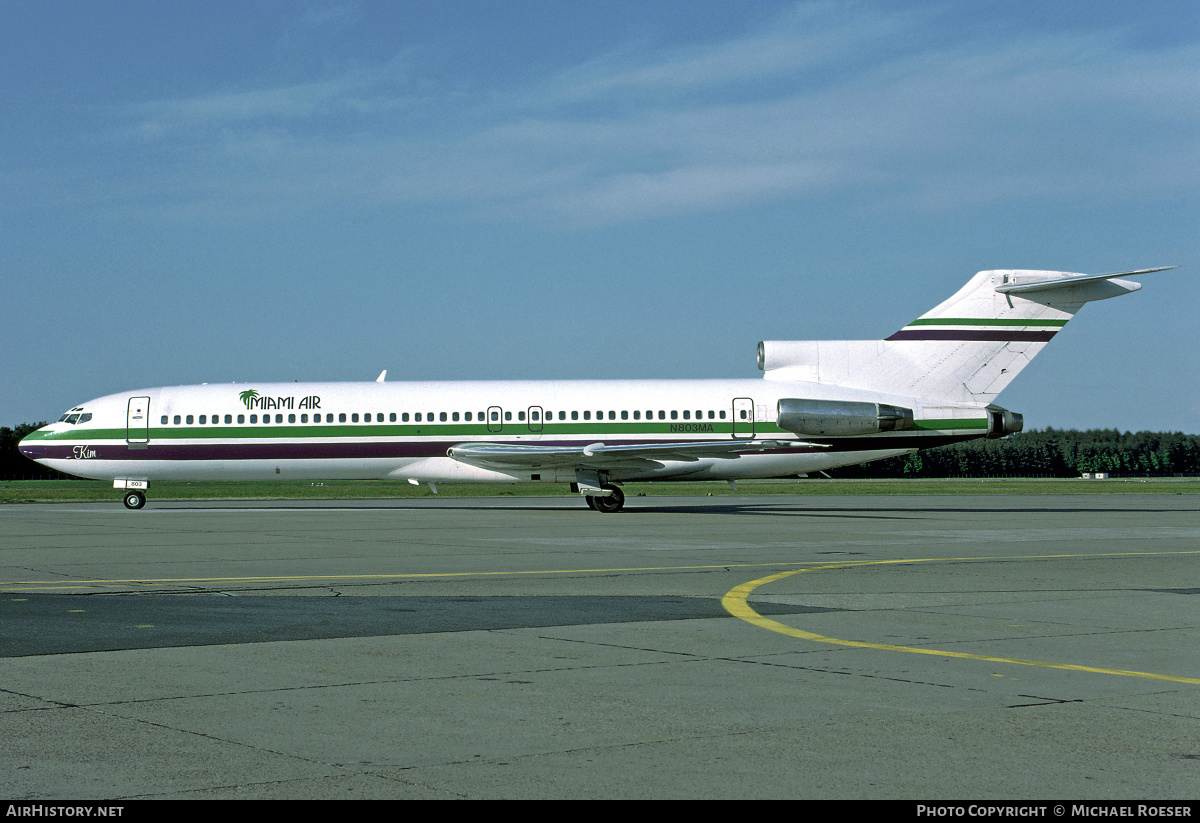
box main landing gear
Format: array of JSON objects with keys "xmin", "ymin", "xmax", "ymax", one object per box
[
  {"xmin": 123, "ymin": 490, "xmax": 146, "ymax": 510},
  {"xmin": 586, "ymin": 484, "xmax": 624, "ymax": 513}
]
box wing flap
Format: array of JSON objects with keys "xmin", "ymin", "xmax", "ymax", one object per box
[{"xmin": 446, "ymin": 440, "xmax": 824, "ymax": 472}]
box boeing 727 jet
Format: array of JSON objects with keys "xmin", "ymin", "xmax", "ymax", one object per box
[{"xmin": 19, "ymin": 266, "xmax": 1175, "ymax": 511}]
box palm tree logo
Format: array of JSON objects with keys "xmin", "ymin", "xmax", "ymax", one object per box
[{"xmin": 239, "ymin": 389, "xmax": 259, "ymax": 409}]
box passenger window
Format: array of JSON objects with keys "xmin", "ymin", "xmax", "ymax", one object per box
[
  {"xmin": 161, "ymin": 416, "xmax": 169, "ymax": 425},
  {"xmin": 199, "ymin": 415, "xmax": 206, "ymax": 424},
  {"xmin": 671, "ymin": 411, "xmax": 678, "ymax": 420},
  {"xmin": 440, "ymin": 412, "xmax": 447, "ymax": 422},
  {"xmin": 402, "ymin": 413, "xmax": 410, "ymax": 422},
  {"xmin": 633, "ymin": 411, "xmax": 640, "ymax": 420},
  {"xmin": 288, "ymin": 414, "xmax": 295, "ymax": 423},
  {"xmin": 250, "ymin": 415, "xmax": 257, "ymax": 423},
  {"xmin": 390, "ymin": 413, "xmax": 396, "ymax": 422},
  {"xmin": 464, "ymin": 412, "xmax": 471, "ymax": 422},
  {"xmin": 415, "ymin": 413, "xmax": 422, "ymax": 422},
  {"xmin": 352, "ymin": 413, "xmax": 359, "ymax": 422},
  {"xmin": 452, "ymin": 412, "xmax": 460, "ymax": 421},
  {"xmin": 658, "ymin": 411, "xmax": 666, "ymax": 420},
  {"xmin": 275, "ymin": 414, "xmax": 283, "ymax": 423},
  {"xmin": 518, "ymin": 411, "xmax": 526, "ymax": 421},
  {"xmin": 583, "ymin": 411, "xmax": 591, "ymax": 420},
  {"xmin": 301, "ymin": 414, "xmax": 308, "ymax": 423},
  {"xmin": 339, "ymin": 413, "xmax": 346, "ymax": 422},
  {"xmin": 683, "ymin": 410, "xmax": 690, "ymax": 420},
  {"xmin": 237, "ymin": 414, "xmax": 245, "ymax": 424},
  {"xmin": 719, "ymin": 410, "xmax": 726, "ymax": 419},
  {"xmin": 504, "ymin": 412, "xmax": 511, "ymax": 421},
  {"xmin": 572, "ymin": 411, "xmax": 579, "ymax": 420},
  {"xmin": 608, "ymin": 411, "xmax": 615, "ymax": 420},
  {"xmin": 621, "ymin": 411, "xmax": 628, "ymax": 420}
]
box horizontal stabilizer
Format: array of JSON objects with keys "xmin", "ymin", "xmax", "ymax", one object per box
[{"xmin": 995, "ymin": 267, "xmax": 1176, "ymax": 295}]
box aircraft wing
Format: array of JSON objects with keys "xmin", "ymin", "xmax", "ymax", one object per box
[{"xmin": 446, "ymin": 439, "xmax": 825, "ymax": 472}]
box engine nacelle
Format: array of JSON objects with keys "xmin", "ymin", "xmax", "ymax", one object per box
[
  {"xmin": 986, "ymin": 404, "xmax": 1024, "ymax": 438},
  {"xmin": 777, "ymin": 398, "xmax": 914, "ymax": 437}
]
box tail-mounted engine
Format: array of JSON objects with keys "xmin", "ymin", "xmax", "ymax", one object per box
[
  {"xmin": 777, "ymin": 398, "xmax": 914, "ymax": 437},
  {"xmin": 986, "ymin": 404, "xmax": 1024, "ymax": 438}
]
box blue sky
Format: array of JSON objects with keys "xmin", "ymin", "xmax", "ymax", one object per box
[{"xmin": 3, "ymin": 0, "xmax": 1197, "ymax": 431}]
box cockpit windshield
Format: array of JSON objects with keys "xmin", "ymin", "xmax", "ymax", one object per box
[{"xmin": 57, "ymin": 407, "xmax": 89, "ymax": 424}]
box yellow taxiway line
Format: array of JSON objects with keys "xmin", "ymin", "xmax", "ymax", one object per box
[{"xmin": 721, "ymin": 550, "xmax": 1200, "ymax": 685}]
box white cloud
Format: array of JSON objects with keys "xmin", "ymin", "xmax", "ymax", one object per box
[{"xmin": 104, "ymin": 3, "xmax": 1200, "ymax": 226}]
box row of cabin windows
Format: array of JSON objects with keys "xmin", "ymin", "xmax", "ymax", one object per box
[{"xmin": 159, "ymin": 408, "xmax": 744, "ymax": 426}]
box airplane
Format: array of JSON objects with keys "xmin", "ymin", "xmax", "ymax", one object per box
[{"xmin": 18, "ymin": 266, "xmax": 1175, "ymax": 512}]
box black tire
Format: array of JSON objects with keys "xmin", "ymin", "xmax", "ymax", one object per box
[
  {"xmin": 123, "ymin": 491, "xmax": 146, "ymax": 510},
  {"xmin": 592, "ymin": 484, "xmax": 624, "ymax": 513},
  {"xmin": 584, "ymin": 495, "xmax": 597, "ymax": 510}
]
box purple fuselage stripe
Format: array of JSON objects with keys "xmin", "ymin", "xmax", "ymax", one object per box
[
  {"xmin": 34, "ymin": 433, "xmax": 981, "ymax": 463},
  {"xmin": 885, "ymin": 329, "xmax": 1058, "ymax": 342}
]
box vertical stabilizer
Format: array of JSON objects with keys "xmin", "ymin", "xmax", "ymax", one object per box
[{"xmin": 760, "ymin": 268, "xmax": 1172, "ymax": 406}]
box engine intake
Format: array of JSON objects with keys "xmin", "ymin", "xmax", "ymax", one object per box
[{"xmin": 777, "ymin": 398, "xmax": 914, "ymax": 437}]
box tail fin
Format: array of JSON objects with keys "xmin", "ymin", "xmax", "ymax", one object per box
[{"xmin": 759, "ymin": 267, "xmax": 1174, "ymax": 406}]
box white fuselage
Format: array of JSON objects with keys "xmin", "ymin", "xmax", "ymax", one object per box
[{"xmin": 20, "ymin": 377, "xmax": 988, "ymax": 486}]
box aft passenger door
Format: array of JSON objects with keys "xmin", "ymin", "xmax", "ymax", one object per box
[
  {"xmin": 732, "ymin": 397, "xmax": 754, "ymax": 440},
  {"xmin": 126, "ymin": 396, "xmax": 150, "ymax": 448}
]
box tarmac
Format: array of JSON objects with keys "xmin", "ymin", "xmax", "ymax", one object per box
[{"xmin": 2, "ymin": 494, "xmax": 1199, "ymax": 799}]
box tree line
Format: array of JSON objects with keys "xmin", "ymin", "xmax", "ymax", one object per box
[
  {"xmin": 3, "ymin": 423, "xmax": 1199, "ymax": 481},
  {"xmin": 828, "ymin": 428, "xmax": 1200, "ymax": 478},
  {"xmin": 0, "ymin": 423, "xmax": 71, "ymax": 480}
]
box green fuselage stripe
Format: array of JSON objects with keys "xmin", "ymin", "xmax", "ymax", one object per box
[{"xmin": 908, "ymin": 317, "xmax": 1068, "ymax": 327}]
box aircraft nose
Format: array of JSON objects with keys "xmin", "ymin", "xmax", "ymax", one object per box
[{"xmin": 18, "ymin": 433, "xmax": 47, "ymax": 461}]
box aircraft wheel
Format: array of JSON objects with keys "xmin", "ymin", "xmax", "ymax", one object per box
[
  {"xmin": 123, "ymin": 491, "xmax": 146, "ymax": 510},
  {"xmin": 592, "ymin": 485, "xmax": 624, "ymax": 513},
  {"xmin": 584, "ymin": 495, "xmax": 597, "ymax": 510}
]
